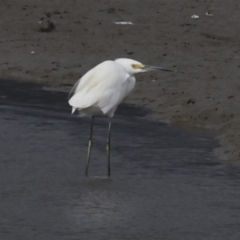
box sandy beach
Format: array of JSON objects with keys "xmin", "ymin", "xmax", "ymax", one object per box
[{"xmin": 1, "ymin": 0, "xmax": 240, "ymax": 162}]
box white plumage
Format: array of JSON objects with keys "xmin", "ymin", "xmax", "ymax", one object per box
[
  {"xmin": 68, "ymin": 58, "xmax": 141, "ymax": 117},
  {"xmin": 68, "ymin": 58, "xmax": 173, "ymax": 177}
]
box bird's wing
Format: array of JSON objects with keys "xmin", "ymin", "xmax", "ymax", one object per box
[
  {"xmin": 68, "ymin": 62, "xmax": 100, "ymax": 100},
  {"xmin": 68, "ymin": 78, "xmax": 81, "ymax": 100},
  {"xmin": 68, "ymin": 61, "xmax": 128, "ymax": 111},
  {"xmin": 98, "ymin": 76, "xmax": 136, "ymax": 115}
]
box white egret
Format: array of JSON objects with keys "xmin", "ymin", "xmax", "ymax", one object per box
[{"xmin": 68, "ymin": 58, "xmax": 174, "ymax": 177}]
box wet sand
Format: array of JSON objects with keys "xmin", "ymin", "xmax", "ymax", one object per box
[{"xmin": 1, "ymin": 0, "xmax": 240, "ymax": 161}]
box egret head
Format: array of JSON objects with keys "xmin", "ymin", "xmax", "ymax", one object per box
[{"xmin": 115, "ymin": 58, "xmax": 174, "ymax": 75}]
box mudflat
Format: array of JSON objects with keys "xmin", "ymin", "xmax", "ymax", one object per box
[{"xmin": 0, "ymin": 0, "xmax": 240, "ymax": 161}]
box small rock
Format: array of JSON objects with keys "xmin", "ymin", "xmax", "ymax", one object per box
[
  {"xmin": 187, "ymin": 99, "xmax": 195, "ymax": 105},
  {"xmin": 39, "ymin": 20, "xmax": 55, "ymax": 32},
  {"xmin": 206, "ymin": 11, "xmax": 213, "ymax": 16},
  {"xmin": 191, "ymin": 14, "xmax": 199, "ymax": 19}
]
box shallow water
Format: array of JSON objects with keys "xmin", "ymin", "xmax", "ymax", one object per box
[{"xmin": 1, "ymin": 80, "xmax": 240, "ymax": 240}]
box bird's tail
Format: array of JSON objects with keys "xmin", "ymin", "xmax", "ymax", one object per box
[{"xmin": 71, "ymin": 107, "xmax": 76, "ymax": 114}]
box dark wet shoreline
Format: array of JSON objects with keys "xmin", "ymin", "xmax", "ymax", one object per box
[{"xmin": 1, "ymin": 79, "xmax": 240, "ymax": 240}]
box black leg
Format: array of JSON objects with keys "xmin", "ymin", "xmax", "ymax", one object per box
[
  {"xmin": 85, "ymin": 116, "xmax": 94, "ymax": 176},
  {"xmin": 106, "ymin": 118, "xmax": 112, "ymax": 177}
]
